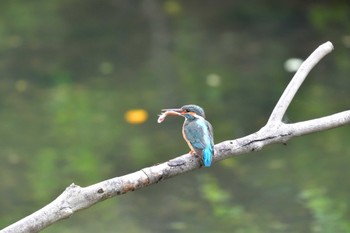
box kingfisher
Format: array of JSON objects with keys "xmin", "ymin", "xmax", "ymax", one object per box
[{"xmin": 160, "ymin": 105, "xmax": 214, "ymax": 167}]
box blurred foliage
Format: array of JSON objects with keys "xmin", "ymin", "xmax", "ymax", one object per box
[
  {"xmin": 300, "ymin": 189, "xmax": 350, "ymax": 233},
  {"xmin": 0, "ymin": 0, "xmax": 350, "ymax": 232}
]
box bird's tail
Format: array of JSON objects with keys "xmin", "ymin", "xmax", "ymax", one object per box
[{"xmin": 203, "ymin": 147, "xmax": 213, "ymax": 167}]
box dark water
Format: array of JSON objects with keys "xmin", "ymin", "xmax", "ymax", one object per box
[{"xmin": 1, "ymin": 1, "xmax": 350, "ymax": 232}]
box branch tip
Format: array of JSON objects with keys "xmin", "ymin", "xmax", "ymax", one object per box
[
  {"xmin": 323, "ymin": 41, "xmax": 334, "ymax": 51},
  {"xmin": 267, "ymin": 41, "xmax": 334, "ymax": 123}
]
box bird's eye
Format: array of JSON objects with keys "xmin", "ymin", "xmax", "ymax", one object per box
[{"xmin": 184, "ymin": 109, "xmax": 189, "ymax": 113}]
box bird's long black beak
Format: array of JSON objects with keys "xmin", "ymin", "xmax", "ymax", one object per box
[
  {"xmin": 161, "ymin": 108, "xmax": 183, "ymax": 113},
  {"xmin": 160, "ymin": 108, "xmax": 183, "ymax": 117}
]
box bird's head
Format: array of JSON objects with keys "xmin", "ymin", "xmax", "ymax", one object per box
[{"xmin": 161, "ymin": 104, "xmax": 206, "ymax": 119}]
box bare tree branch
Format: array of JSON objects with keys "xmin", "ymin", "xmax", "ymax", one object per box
[
  {"xmin": 268, "ymin": 41, "xmax": 334, "ymax": 123},
  {"xmin": 1, "ymin": 41, "xmax": 349, "ymax": 233}
]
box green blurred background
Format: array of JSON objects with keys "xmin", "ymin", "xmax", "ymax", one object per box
[{"xmin": 1, "ymin": 0, "xmax": 350, "ymax": 232}]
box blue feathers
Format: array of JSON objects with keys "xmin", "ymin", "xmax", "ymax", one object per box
[
  {"xmin": 182, "ymin": 114, "xmax": 214, "ymax": 167},
  {"xmin": 163, "ymin": 104, "xmax": 214, "ymax": 167},
  {"xmin": 203, "ymin": 147, "xmax": 213, "ymax": 167}
]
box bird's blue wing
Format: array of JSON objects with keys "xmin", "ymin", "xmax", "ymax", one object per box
[
  {"xmin": 183, "ymin": 120, "xmax": 207, "ymax": 149},
  {"xmin": 206, "ymin": 120, "xmax": 214, "ymax": 149},
  {"xmin": 203, "ymin": 120, "xmax": 214, "ymax": 167},
  {"xmin": 184, "ymin": 118, "xmax": 214, "ymax": 167}
]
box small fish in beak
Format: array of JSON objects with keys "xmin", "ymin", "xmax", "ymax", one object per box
[{"xmin": 157, "ymin": 110, "xmax": 182, "ymax": 123}]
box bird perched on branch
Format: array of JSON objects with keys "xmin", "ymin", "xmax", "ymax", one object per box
[{"xmin": 159, "ymin": 105, "xmax": 214, "ymax": 167}]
